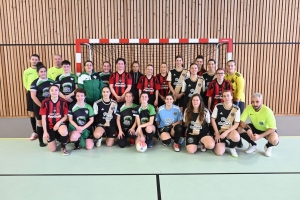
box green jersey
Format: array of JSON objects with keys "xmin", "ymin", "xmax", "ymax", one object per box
[
  {"xmin": 47, "ymin": 66, "xmax": 63, "ymax": 80},
  {"xmin": 23, "ymin": 67, "xmax": 38, "ymax": 91},
  {"xmin": 133, "ymin": 104, "xmax": 156, "ymax": 124},
  {"xmin": 116, "ymin": 103, "xmax": 138, "ymax": 129},
  {"xmin": 68, "ymin": 103, "xmax": 94, "ymax": 126}
]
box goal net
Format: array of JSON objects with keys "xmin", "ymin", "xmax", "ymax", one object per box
[{"xmin": 75, "ymin": 38, "xmax": 233, "ymax": 75}]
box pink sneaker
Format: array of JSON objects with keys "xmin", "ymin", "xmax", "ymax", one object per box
[{"xmin": 29, "ymin": 132, "xmax": 38, "ymax": 141}]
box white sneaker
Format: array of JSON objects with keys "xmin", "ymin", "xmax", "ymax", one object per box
[
  {"xmin": 245, "ymin": 144, "xmax": 257, "ymax": 154},
  {"xmin": 178, "ymin": 137, "xmax": 184, "ymax": 145},
  {"xmin": 29, "ymin": 132, "xmax": 38, "ymax": 141},
  {"xmin": 173, "ymin": 143, "xmax": 180, "ymax": 152},
  {"xmin": 264, "ymin": 145, "xmax": 272, "ymax": 157},
  {"xmin": 96, "ymin": 138, "xmax": 102, "ymax": 147},
  {"xmin": 229, "ymin": 148, "xmax": 238, "ymax": 158}
]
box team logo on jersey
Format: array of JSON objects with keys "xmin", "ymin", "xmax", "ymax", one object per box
[
  {"xmin": 77, "ymin": 116, "xmax": 86, "ymax": 126},
  {"xmin": 165, "ymin": 118, "xmax": 175, "ymax": 125},
  {"xmin": 259, "ymin": 122, "xmax": 264, "ymax": 125},
  {"xmin": 42, "ymin": 87, "xmax": 50, "ymax": 97},
  {"xmin": 173, "ymin": 112, "xmax": 178, "ymax": 116},
  {"xmin": 141, "ymin": 117, "xmax": 149, "ymax": 124},
  {"xmin": 71, "ymin": 78, "xmax": 74, "ymax": 81},
  {"xmin": 182, "ymin": 73, "xmax": 186, "ymax": 77},
  {"xmin": 163, "ymin": 82, "xmax": 166, "ymax": 85},
  {"xmin": 123, "ymin": 116, "xmax": 132, "ymax": 126},
  {"xmin": 148, "ymin": 84, "xmax": 150, "ymax": 88},
  {"xmin": 85, "ymin": 110, "xmax": 88, "ymax": 114},
  {"xmin": 198, "ymin": 83, "xmax": 202, "ymax": 87},
  {"xmin": 93, "ymin": 75, "xmax": 96, "ymax": 79},
  {"xmin": 50, "ymin": 82, "xmax": 53, "ymax": 85},
  {"xmin": 119, "ymin": 79, "xmax": 122, "ymax": 83},
  {"xmin": 101, "ymin": 108, "xmax": 104, "ymax": 111},
  {"xmin": 103, "ymin": 112, "xmax": 113, "ymax": 121},
  {"xmin": 220, "ymin": 112, "xmax": 223, "ymax": 115},
  {"xmin": 173, "ymin": 74, "xmax": 176, "ymax": 76},
  {"xmin": 231, "ymin": 112, "xmax": 235, "ymax": 117},
  {"xmin": 188, "ymin": 84, "xmax": 191, "ymax": 87}
]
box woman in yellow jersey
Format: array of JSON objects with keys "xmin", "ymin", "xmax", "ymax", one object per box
[
  {"xmin": 23, "ymin": 54, "xmax": 40, "ymax": 140},
  {"xmin": 225, "ymin": 60, "xmax": 245, "ymax": 113}
]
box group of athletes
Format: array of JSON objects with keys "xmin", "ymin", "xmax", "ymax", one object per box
[{"xmin": 23, "ymin": 54, "xmax": 279, "ymax": 157}]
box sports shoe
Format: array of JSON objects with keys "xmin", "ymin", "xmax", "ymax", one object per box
[
  {"xmin": 264, "ymin": 145, "xmax": 272, "ymax": 157},
  {"xmin": 29, "ymin": 132, "xmax": 38, "ymax": 141},
  {"xmin": 229, "ymin": 148, "xmax": 238, "ymax": 158},
  {"xmin": 146, "ymin": 140, "xmax": 153, "ymax": 148},
  {"xmin": 173, "ymin": 143, "xmax": 180, "ymax": 152},
  {"xmin": 245, "ymin": 144, "xmax": 257, "ymax": 154},
  {"xmin": 200, "ymin": 143, "xmax": 207, "ymax": 152},
  {"xmin": 178, "ymin": 137, "xmax": 185, "ymax": 145},
  {"xmin": 96, "ymin": 138, "xmax": 102, "ymax": 147},
  {"xmin": 129, "ymin": 138, "xmax": 135, "ymax": 145},
  {"xmin": 61, "ymin": 148, "xmax": 69, "ymax": 156}
]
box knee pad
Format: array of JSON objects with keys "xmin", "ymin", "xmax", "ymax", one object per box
[
  {"xmin": 174, "ymin": 124, "xmax": 183, "ymax": 133},
  {"xmin": 118, "ymin": 137, "xmax": 127, "ymax": 148},
  {"xmin": 162, "ymin": 138, "xmax": 171, "ymax": 146}
]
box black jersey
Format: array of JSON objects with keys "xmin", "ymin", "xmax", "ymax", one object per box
[
  {"xmin": 211, "ymin": 103, "xmax": 240, "ymax": 130},
  {"xmin": 167, "ymin": 68, "xmax": 189, "ymax": 93},
  {"xmin": 68, "ymin": 103, "xmax": 94, "ymax": 126},
  {"xmin": 133, "ymin": 104, "xmax": 156, "ymax": 125},
  {"xmin": 30, "ymin": 78, "xmax": 55, "ymax": 102},
  {"xmin": 183, "ymin": 77, "xmax": 205, "ymax": 103},
  {"xmin": 55, "ymin": 73, "xmax": 77, "ymax": 95},
  {"xmin": 93, "ymin": 99, "xmax": 118, "ymax": 126},
  {"xmin": 99, "ymin": 72, "xmax": 111, "ymax": 87},
  {"xmin": 183, "ymin": 108, "xmax": 210, "ymax": 135},
  {"xmin": 116, "ymin": 103, "xmax": 138, "ymax": 129},
  {"xmin": 202, "ymin": 72, "xmax": 215, "ymax": 91}
]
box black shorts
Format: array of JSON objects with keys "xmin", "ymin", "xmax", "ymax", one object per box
[
  {"xmin": 121, "ymin": 128, "xmax": 137, "ymax": 139},
  {"xmin": 186, "ymin": 132, "xmax": 211, "ymax": 146},
  {"xmin": 26, "ymin": 91, "xmax": 34, "ymax": 112},
  {"xmin": 47, "ymin": 123, "xmax": 67, "ymax": 142},
  {"xmin": 33, "ymin": 103, "xmax": 41, "ymax": 120},
  {"xmin": 248, "ymin": 123, "xmax": 278, "ymax": 139},
  {"xmin": 174, "ymin": 96, "xmax": 185, "ymax": 108},
  {"xmin": 212, "ymin": 134, "xmax": 227, "ymax": 143},
  {"xmin": 96, "ymin": 124, "xmax": 117, "ymax": 138}
]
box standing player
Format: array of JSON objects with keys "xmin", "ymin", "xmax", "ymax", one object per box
[
  {"xmin": 130, "ymin": 61, "xmax": 143, "ymax": 105},
  {"xmin": 206, "ymin": 68, "xmax": 232, "ymax": 112},
  {"xmin": 238, "ymin": 93, "xmax": 279, "ymax": 157},
  {"xmin": 211, "ymin": 90, "xmax": 241, "ymax": 157},
  {"xmin": 167, "ymin": 55, "xmax": 190, "ymax": 111},
  {"xmin": 78, "ymin": 60, "xmax": 104, "ymax": 106},
  {"xmin": 195, "ymin": 55, "xmax": 207, "ymax": 76},
  {"xmin": 109, "ymin": 58, "xmax": 132, "ymax": 107},
  {"xmin": 68, "ymin": 88, "xmax": 95, "ymax": 150},
  {"xmin": 225, "ymin": 60, "xmax": 245, "ymax": 113},
  {"xmin": 183, "ymin": 94, "xmax": 215, "ymax": 154},
  {"xmin": 30, "ymin": 63, "xmax": 55, "ymax": 147},
  {"xmin": 116, "ymin": 92, "xmax": 138, "ymax": 148},
  {"xmin": 40, "ymin": 85, "xmax": 69, "ymax": 155},
  {"xmin": 47, "ymin": 54, "xmax": 63, "ymax": 81},
  {"xmin": 155, "ymin": 94, "xmax": 183, "ymax": 152},
  {"xmin": 156, "ymin": 62, "xmax": 169, "ymax": 108},
  {"xmin": 137, "ymin": 64, "xmax": 161, "ymax": 106},
  {"xmin": 55, "ymin": 60, "xmax": 78, "ymax": 105},
  {"xmin": 23, "ymin": 54, "xmax": 39, "ymax": 140},
  {"xmin": 182, "ymin": 63, "xmax": 205, "ymax": 110},
  {"xmin": 98, "ymin": 61, "xmax": 111, "ymax": 87},
  {"xmin": 202, "ymin": 59, "xmax": 216, "ymax": 107},
  {"xmin": 133, "ymin": 92, "xmax": 156, "ymax": 148},
  {"xmin": 93, "ymin": 87, "xmax": 118, "ymax": 147}
]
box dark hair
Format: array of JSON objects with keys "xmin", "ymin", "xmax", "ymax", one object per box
[
  {"xmin": 140, "ymin": 92, "xmax": 149, "ymax": 98},
  {"xmin": 184, "ymin": 94, "xmax": 205, "ymax": 127},
  {"xmin": 101, "ymin": 86, "xmax": 111, "ymax": 93},
  {"xmin": 84, "ymin": 60, "xmax": 93, "ymax": 66},
  {"xmin": 207, "ymin": 59, "xmax": 216, "ymax": 64},
  {"xmin": 165, "ymin": 94, "xmax": 174, "ymax": 100},
  {"xmin": 36, "ymin": 62, "xmax": 46, "ymax": 72},
  {"xmin": 216, "ymin": 68, "xmax": 225, "ymax": 73},
  {"xmin": 61, "ymin": 60, "xmax": 71, "ymax": 66},
  {"xmin": 49, "ymin": 84, "xmax": 60, "ymax": 90},
  {"xmin": 31, "ymin": 54, "xmax": 40, "ymax": 59},
  {"xmin": 161, "ymin": 62, "xmax": 167, "ymax": 65},
  {"xmin": 190, "ymin": 62, "xmax": 198, "ymax": 68},
  {"xmin": 222, "ymin": 90, "xmax": 233, "ymax": 97},
  {"xmin": 131, "ymin": 61, "xmax": 139, "ymax": 69},
  {"xmin": 103, "ymin": 61, "xmax": 111, "ymax": 66},
  {"xmin": 146, "ymin": 64, "xmax": 153, "ymax": 68},
  {"xmin": 74, "ymin": 88, "xmax": 86, "ymax": 96},
  {"xmin": 195, "ymin": 55, "xmax": 204, "ymax": 60},
  {"xmin": 227, "ymin": 60, "xmax": 236, "ymax": 65},
  {"xmin": 175, "ymin": 55, "xmax": 182, "ymax": 60},
  {"xmin": 116, "ymin": 57, "xmax": 126, "ymax": 65}
]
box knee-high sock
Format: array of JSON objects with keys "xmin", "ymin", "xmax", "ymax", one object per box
[
  {"xmin": 60, "ymin": 135, "xmax": 68, "ymax": 148},
  {"xmin": 30, "ymin": 117, "xmax": 36, "ymax": 132},
  {"xmin": 240, "ymin": 132, "xmax": 256, "ymax": 146},
  {"xmin": 36, "ymin": 126, "xmax": 44, "ymax": 144}
]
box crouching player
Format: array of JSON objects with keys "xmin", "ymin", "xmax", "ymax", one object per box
[
  {"xmin": 155, "ymin": 94, "xmax": 183, "ymax": 152},
  {"xmin": 40, "ymin": 85, "xmax": 69, "ymax": 155},
  {"xmin": 116, "ymin": 92, "xmax": 138, "ymax": 148}
]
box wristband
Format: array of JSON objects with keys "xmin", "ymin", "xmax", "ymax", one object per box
[{"xmin": 244, "ymin": 126, "xmax": 251, "ymax": 131}]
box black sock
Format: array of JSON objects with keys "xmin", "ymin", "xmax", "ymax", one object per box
[
  {"xmin": 229, "ymin": 139, "xmax": 239, "ymax": 148},
  {"xmin": 181, "ymin": 126, "xmax": 187, "ymax": 137},
  {"xmin": 146, "ymin": 132, "xmax": 153, "ymax": 142},
  {"xmin": 60, "ymin": 135, "xmax": 68, "ymax": 148},
  {"xmin": 266, "ymin": 142, "xmax": 273, "ymax": 148},
  {"xmin": 174, "ymin": 125, "xmax": 182, "ymax": 144},
  {"xmin": 37, "ymin": 126, "xmax": 46, "ymax": 147},
  {"xmin": 30, "ymin": 117, "xmax": 36, "ymax": 132},
  {"xmin": 240, "ymin": 132, "xmax": 257, "ymax": 146},
  {"xmin": 74, "ymin": 140, "xmax": 80, "ymax": 148}
]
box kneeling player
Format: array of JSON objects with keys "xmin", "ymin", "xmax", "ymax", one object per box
[
  {"xmin": 116, "ymin": 92, "xmax": 138, "ymax": 148},
  {"xmin": 68, "ymin": 88, "xmax": 95, "ymax": 150},
  {"xmin": 183, "ymin": 94, "xmax": 214, "ymax": 154},
  {"xmin": 93, "ymin": 86, "xmax": 118, "ymax": 147},
  {"xmin": 155, "ymin": 94, "xmax": 183, "ymax": 152},
  {"xmin": 40, "ymin": 85, "xmax": 69, "ymax": 155},
  {"xmin": 133, "ymin": 92, "xmax": 156, "ymax": 149},
  {"xmin": 211, "ymin": 90, "xmax": 241, "ymax": 157}
]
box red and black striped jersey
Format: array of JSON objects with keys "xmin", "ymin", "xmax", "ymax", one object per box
[
  {"xmin": 206, "ymin": 79, "xmax": 232, "ymax": 110},
  {"xmin": 197, "ymin": 68, "xmax": 207, "ymax": 76},
  {"xmin": 137, "ymin": 75, "xmax": 161, "ymax": 95},
  {"xmin": 39, "ymin": 98, "xmax": 68, "ymax": 129},
  {"xmin": 109, "ymin": 72, "xmax": 132, "ymax": 100},
  {"xmin": 156, "ymin": 73, "xmax": 169, "ymax": 96}
]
